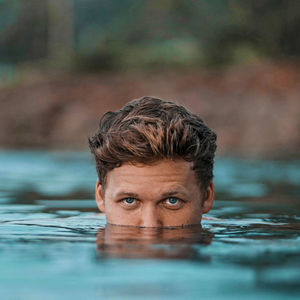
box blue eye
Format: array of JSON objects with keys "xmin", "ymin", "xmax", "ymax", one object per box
[
  {"xmin": 124, "ymin": 198, "xmax": 135, "ymax": 204},
  {"xmin": 167, "ymin": 197, "xmax": 179, "ymax": 205},
  {"xmin": 163, "ymin": 197, "xmax": 183, "ymax": 210}
]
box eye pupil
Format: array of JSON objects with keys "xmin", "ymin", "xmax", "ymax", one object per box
[
  {"xmin": 125, "ymin": 198, "xmax": 135, "ymax": 204},
  {"xmin": 169, "ymin": 197, "xmax": 178, "ymax": 204}
]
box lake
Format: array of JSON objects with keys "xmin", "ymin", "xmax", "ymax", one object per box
[{"xmin": 0, "ymin": 151, "xmax": 299, "ymax": 299}]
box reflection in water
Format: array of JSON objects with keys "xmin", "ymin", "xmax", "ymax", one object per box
[{"xmin": 96, "ymin": 224, "xmax": 213, "ymax": 259}]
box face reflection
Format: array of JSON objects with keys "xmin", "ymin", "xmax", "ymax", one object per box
[
  {"xmin": 96, "ymin": 159, "xmax": 214, "ymax": 227},
  {"xmin": 96, "ymin": 224, "xmax": 213, "ymax": 259}
]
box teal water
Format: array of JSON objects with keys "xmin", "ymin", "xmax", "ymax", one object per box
[{"xmin": 0, "ymin": 151, "xmax": 299, "ymax": 300}]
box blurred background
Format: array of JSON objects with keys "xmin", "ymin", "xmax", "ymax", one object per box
[
  {"xmin": 0, "ymin": 0, "xmax": 300, "ymax": 156},
  {"xmin": 1, "ymin": 3, "xmax": 300, "ymax": 298}
]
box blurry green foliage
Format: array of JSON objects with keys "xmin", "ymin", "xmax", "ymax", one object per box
[
  {"xmin": 0, "ymin": 0, "xmax": 300, "ymax": 71},
  {"xmin": 0, "ymin": 0, "xmax": 47, "ymax": 62}
]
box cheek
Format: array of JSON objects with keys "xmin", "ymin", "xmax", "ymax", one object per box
[
  {"xmin": 179, "ymin": 202, "xmax": 203, "ymax": 222},
  {"xmin": 160, "ymin": 204, "xmax": 202, "ymax": 226},
  {"xmin": 104, "ymin": 201, "xmax": 119, "ymax": 218},
  {"xmin": 104, "ymin": 201, "xmax": 138, "ymax": 224}
]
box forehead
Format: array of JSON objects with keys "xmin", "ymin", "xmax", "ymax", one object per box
[{"xmin": 104, "ymin": 159, "xmax": 199, "ymax": 196}]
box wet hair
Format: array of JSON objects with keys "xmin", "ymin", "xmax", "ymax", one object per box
[{"xmin": 89, "ymin": 96, "xmax": 217, "ymax": 193}]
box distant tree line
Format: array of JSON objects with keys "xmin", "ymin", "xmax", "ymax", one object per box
[{"xmin": 0, "ymin": 0, "xmax": 300, "ymax": 70}]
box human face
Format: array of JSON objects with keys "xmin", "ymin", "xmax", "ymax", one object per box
[{"xmin": 95, "ymin": 159, "xmax": 214, "ymax": 227}]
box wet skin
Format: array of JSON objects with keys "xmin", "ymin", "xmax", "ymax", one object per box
[{"xmin": 95, "ymin": 159, "xmax": 214, "ymax": 227}]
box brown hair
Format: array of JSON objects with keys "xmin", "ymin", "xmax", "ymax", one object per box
[{"xmin": 89, "ymin": 96, "xmax": 217, "ymax": 192}]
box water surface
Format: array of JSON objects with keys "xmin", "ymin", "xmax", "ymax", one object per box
[{"xmin": 0, "ymin": 151, "xmax": 299, "ymax": 299}]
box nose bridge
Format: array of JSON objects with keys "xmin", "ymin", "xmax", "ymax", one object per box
[{"xmin": 140, "ymin": 203, "xmax": 162, "ymax": 227}]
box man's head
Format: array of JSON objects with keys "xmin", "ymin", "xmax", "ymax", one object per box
[{"xmin": 89, "ymin": 96, "xmax": 217, "ymax": 227}]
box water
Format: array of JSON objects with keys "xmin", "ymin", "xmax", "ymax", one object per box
[{"xmin": 0, "ymin": 151, "xmax": 299, "ymax": 300}]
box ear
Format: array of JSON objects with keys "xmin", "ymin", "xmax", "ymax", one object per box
[
  {"xmin": 95, "ymin": 179, "xmax": 105, "ymax": 213},
  {"xmin": 202, "ymin": 181, "xmax": 214, "ymax": 214}
]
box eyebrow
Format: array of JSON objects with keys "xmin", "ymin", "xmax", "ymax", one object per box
[
  {"xmin": 161, "ymin": 190, "xmax": 182, "ymax": 198},
  {"xmin": 114, "ymin": 192, "xmax": 140, "ymax": 200}
]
